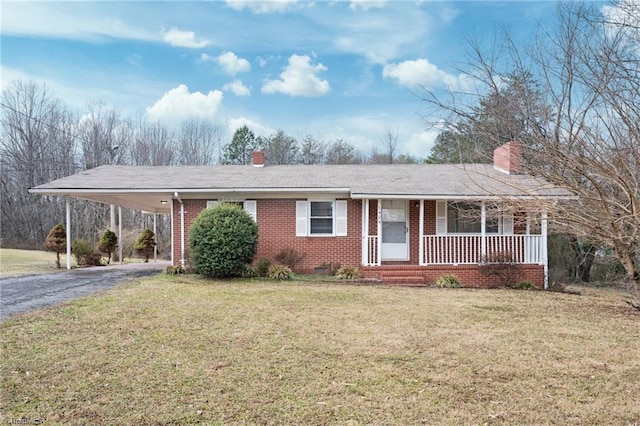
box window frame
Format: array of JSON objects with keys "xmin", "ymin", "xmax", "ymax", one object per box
[{"xmin": 296, "ymin": 199, "xmax": 348, "ymax": 237}]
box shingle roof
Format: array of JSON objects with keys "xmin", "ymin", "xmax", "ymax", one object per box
[{"xmin": 29, "ymin": 163, "xmax": 574, "ymax": 213}]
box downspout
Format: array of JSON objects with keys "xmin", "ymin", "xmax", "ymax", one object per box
[{"xmin": 175, "ymin": 192, "xmax": 185, "ymax": 267}]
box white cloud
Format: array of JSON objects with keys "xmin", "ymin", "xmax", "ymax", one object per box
[
  {"xmin": 382, "ymin": 58, "xmax": 451, "ymax": 89},
  {"xmin": 262, "ymin": 54, "xmax": 330, "ymax": 97},
  {"xmin": 1, "ymin": 2, "xmax": 157, "ymax": 42},
  {"xmin": 223, "ymin": 80, "xmax": 251, "ymax": 96},
  {"xmin": 349, "ymin": 0, "xmax": 387, "ymax": 11},
  {"xmin": 228, "ymin": 117, "xmax": 274, "ymax": 137},
  {"xmin": 225, "ymin": 0, "xmax": 304, "ymax": 14},
  {"xmin": 215, "ymin": 52, "xmax": 251, "ymax": 75},
  {"xmin": 162, "ymin": 28, "xmax": 212, "ymax": 49},
  {"xmin": 146, "ymin": 84, "xmax": 223, "ymax": 124}
]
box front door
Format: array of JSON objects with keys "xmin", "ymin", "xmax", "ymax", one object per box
[{"xmin": 381, "ymin": 200, "xmax": 409, "ymax": 260}]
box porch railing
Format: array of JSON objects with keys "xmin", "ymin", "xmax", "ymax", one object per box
[
  {"xmin": 422, "ymin": 235, "xmax": 544, "ymax": 265},
  {"xmin": 364, "ymin": 235, "xmax": 379, "ymax": 266}
]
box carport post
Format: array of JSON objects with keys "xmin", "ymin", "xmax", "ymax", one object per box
[
  {"xmin": 153, "ymin": 213, "xmax": 157, "ymax": 263},
  {"xmin": 65, "ymin": 196, "xmax": 71, "ymax": 270},
  {"xmin": 118, "ymin": 206, "xmax": 123, "ymax": 265}
]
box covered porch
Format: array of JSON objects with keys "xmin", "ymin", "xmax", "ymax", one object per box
[{"xmin": 359, "ymin": 198, "xmax": 548, "ymax": 288}]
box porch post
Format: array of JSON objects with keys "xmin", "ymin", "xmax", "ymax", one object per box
[
  {"xmin": 481, "ymin": 201, "xmax": 487, "ymax": 262},
  {"xmin": 419, "ymin": 199, "xmax": 424, "ymax": 265},
  {"xmin": 377, "ymin": 199, "xmax": 382, "ymax": 266},
  {"xmin": 361, "ymin": 199, "xmax": 369, "ymax": 265},
  {"xmin": 118, "ymin": 206, "xmax": 123, "ymax": 264},
  {"xmin": 542, "ymin": 211, "xmax": 549, "ymax": 289},
  {"xmin": 66, "ymin": 196, "xmax": 71, "ymax": 270}
]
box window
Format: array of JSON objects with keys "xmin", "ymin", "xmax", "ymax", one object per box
[
  {"xmin": 296, "ymin": 200, "xmax": 347, "ymax": 237},
  {"xmin": 310, "ymin": 201, "xmax": 333, "ymax": 234},
  {"xmin": 436, "ymin": 201, "xmax": 510, "ymax": 235}
]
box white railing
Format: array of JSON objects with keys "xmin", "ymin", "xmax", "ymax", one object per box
[
  {"xmin": 365, "ymin": 236, "xmax": 379, "ymax": 266},
  {"xmin": 422, "ymin": 235, "xmax": 544, "ymax": 265}
]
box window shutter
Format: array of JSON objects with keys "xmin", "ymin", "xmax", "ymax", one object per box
[
  {"xmin": 206, "ymin": 200, "xmax": 219, "ymax": 209},
  {"xmin": 503, "ymin": 213, "xmax": 514, "ymax": 235},
  {"xmin": 436, "ymin": 200, "xmax": 447, "ymax": 235},
  {"xmin": 335, "ymin": 200, "xmax": 347, "ymax": 236},
  {"xmin": 296, "ymin": 201, "xmax": 308, "ymax": 236},
  {"xmin": 244, "ymin": 200, "xmax": 257, "ymax": 222}
]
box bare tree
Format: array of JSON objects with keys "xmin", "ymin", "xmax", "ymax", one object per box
[
  {"xmin": 420, "ymin": 1, "xmax": 640, "ymax": 306},
  {"xmin": 299, "ymin": 134, "xmax": 326, "ymax": 165},
  {"xmin": 371, "ymin": 127, "xmax": 400, "ymax": 164},
  {"xmin": 325, "ymin": 139, "xmax": 363, "ymax": 164},
  {"xmin": 0, "ymin": 80, "xmax": 77, "ymax": 246},
  {"xmin": 178, "ymin": 118, "xmax": 221, "ymax": 165},
  {"xmin": 130, "ymin": 117, "xmax": 175, "ymax": 166}
]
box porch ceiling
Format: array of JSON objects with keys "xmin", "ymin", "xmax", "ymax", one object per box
[{"xmin": 38, "ymin": 190, "xmax": 173, "ymax": 214}]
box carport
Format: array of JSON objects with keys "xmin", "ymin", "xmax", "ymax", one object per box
[{"xmin": 29, "ymin": 165, "xmax": 173, "ymax": 269}]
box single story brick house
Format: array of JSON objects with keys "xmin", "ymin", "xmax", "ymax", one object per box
[{"xmin": 30, "ymin": 142, "xmax": 573, "ymax": 288}]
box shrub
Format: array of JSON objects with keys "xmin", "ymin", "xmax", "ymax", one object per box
[
  {"xmin": 515, "ymin": 281, "xmax": 536, "ymax": 290},
  {"xmin": 165, "ymin": 265, "xmax": 185, "ymax": 275},
  {"xmin": 43, "ymin": 223, "xmax": 66, "ymax": 269},
  {"xmin": 274, "ymin": 247, "xmax": 305, "ymax": 271},
  {"xmin": 435, "ymin": 274, "xmax": 462, "ymax": 288},
  {"xmin": 479, "ymin": 252, "xmax": 522, "ymax": 288},
  {"xmin": 255, "ymin": 257, "xmax": 272, "ymax": 277},
  {"xmin": 268, "ymin": 265, "xmax": 293, "ymax": 281},
  {"xmin": 98, "ymin": 229, "xmax": 118, "ymax": 264},
  {"xmin": 189, "ymin": 203, "xmax": 258, "ymax": 278},
  {"xmin": 335, "ymin": 266, "xmax": 362, "ymax": 280},
  {"xmin": 83, "ymin": 252, "xmax": 104, "ymax": 267},
  {"xmin": 71, "ymin": 239, "xmax": 93, "ymax": 266},
  {"xmin": 134, "ymin": 229, "xmax": 156, "ymax": 263}
]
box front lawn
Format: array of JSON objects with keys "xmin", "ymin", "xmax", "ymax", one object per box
[{"xmin": 1, "ymin": 276, "xmax": 638, "ymax": 424}]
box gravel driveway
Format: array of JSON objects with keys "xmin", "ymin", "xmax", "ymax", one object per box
[{"xmin": 0, "ymin": 262, "xmax": 169, "ymax": 319}]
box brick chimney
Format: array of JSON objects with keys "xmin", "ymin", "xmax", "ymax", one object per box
[
  {"xmin": 252, "ymin": 150, "xmax": 265, "ymax": 167},
  {"xmin": 493, "ymin": 141, "xmax": 522, "ymax": 174}
]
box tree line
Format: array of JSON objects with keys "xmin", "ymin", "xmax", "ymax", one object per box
[{"xmin": 0, "ymin": 79, "xmax": 419, "ymax": 251}]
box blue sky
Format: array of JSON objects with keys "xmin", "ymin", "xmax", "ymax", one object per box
[{"xmin": 1, "ymin": 1, "xmax": 561, "ymax": 158}]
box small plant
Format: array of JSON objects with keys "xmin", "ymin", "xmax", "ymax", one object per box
[
  {"xmin": 134, "ymin": 229, "xmax": 156, "ymax": 263},
  {"xmin": 43, "ymin": 223, "xmax": 66, "ymax": 269},
  {"xmin": 165, "ymin": 265, "xmax": 185, "ymax": 275},
  {"xmin": 268, "ymin": 265, "xmax": 293, "ymax": 281},
  {"xmin": 479, "ymin": 252, "xmax": 522, "ymax": 288},
  {"xmin": 71, "ymin": 239, "xmax": 93, "ymax": 266},
  {"xmin": 316, "ymin": 262, "xmax": 341, "ymax": 275},
  {"xmin": 435, "ymin": 274, "xmax": 462, "ymax": 288},
  {"xmin": 83, "ymin": 252, "xmax": 104, "ymax": 267},
  {"xmin": 335, "ymin": 266, "xmax": 362, "ymax": 280},
  {"xmin": 255, "ymin": 257, "xmax": 272, "ymax": 277},
  {"xmin": 274, "ymin": 247, "xmax": 305, "ymax": 271},
  {"xmin": 98, "ymin": 229, "xmax": 118, "ymax": 264},
  {"xmin": 515, "ymin": 281, "xmax": 536, "ymax": 290}
]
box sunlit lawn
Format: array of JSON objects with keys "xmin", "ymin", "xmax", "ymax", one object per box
[
  {"xmin": 1, "ymin": 274, "xmax": 638, "ymax": 425},
  {"xmin": 0, "ymin": 248, "xmax": 75, "ymax": 278}
]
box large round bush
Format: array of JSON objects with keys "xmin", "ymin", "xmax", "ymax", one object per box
[{"xmin": 189, "ymin": 203, "xmax": 258, "ymax": 278}]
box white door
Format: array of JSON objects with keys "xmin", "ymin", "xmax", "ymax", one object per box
[{"xmin": 381, "ymin": 200, "xmax": 408, "ymax": 260}]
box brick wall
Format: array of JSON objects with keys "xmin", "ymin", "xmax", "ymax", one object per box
[{"xmin": 171, "ymin": 197, "xmax": 545, "ymax": 288}]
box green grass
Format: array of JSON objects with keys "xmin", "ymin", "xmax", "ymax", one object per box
[
  {"xmin": 0, "ymin": 248, "xmax": 76, "ymax": 277},
  {"xmin": 1, "ymin": 276, "xmax": 639, "ymax": 425}
]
